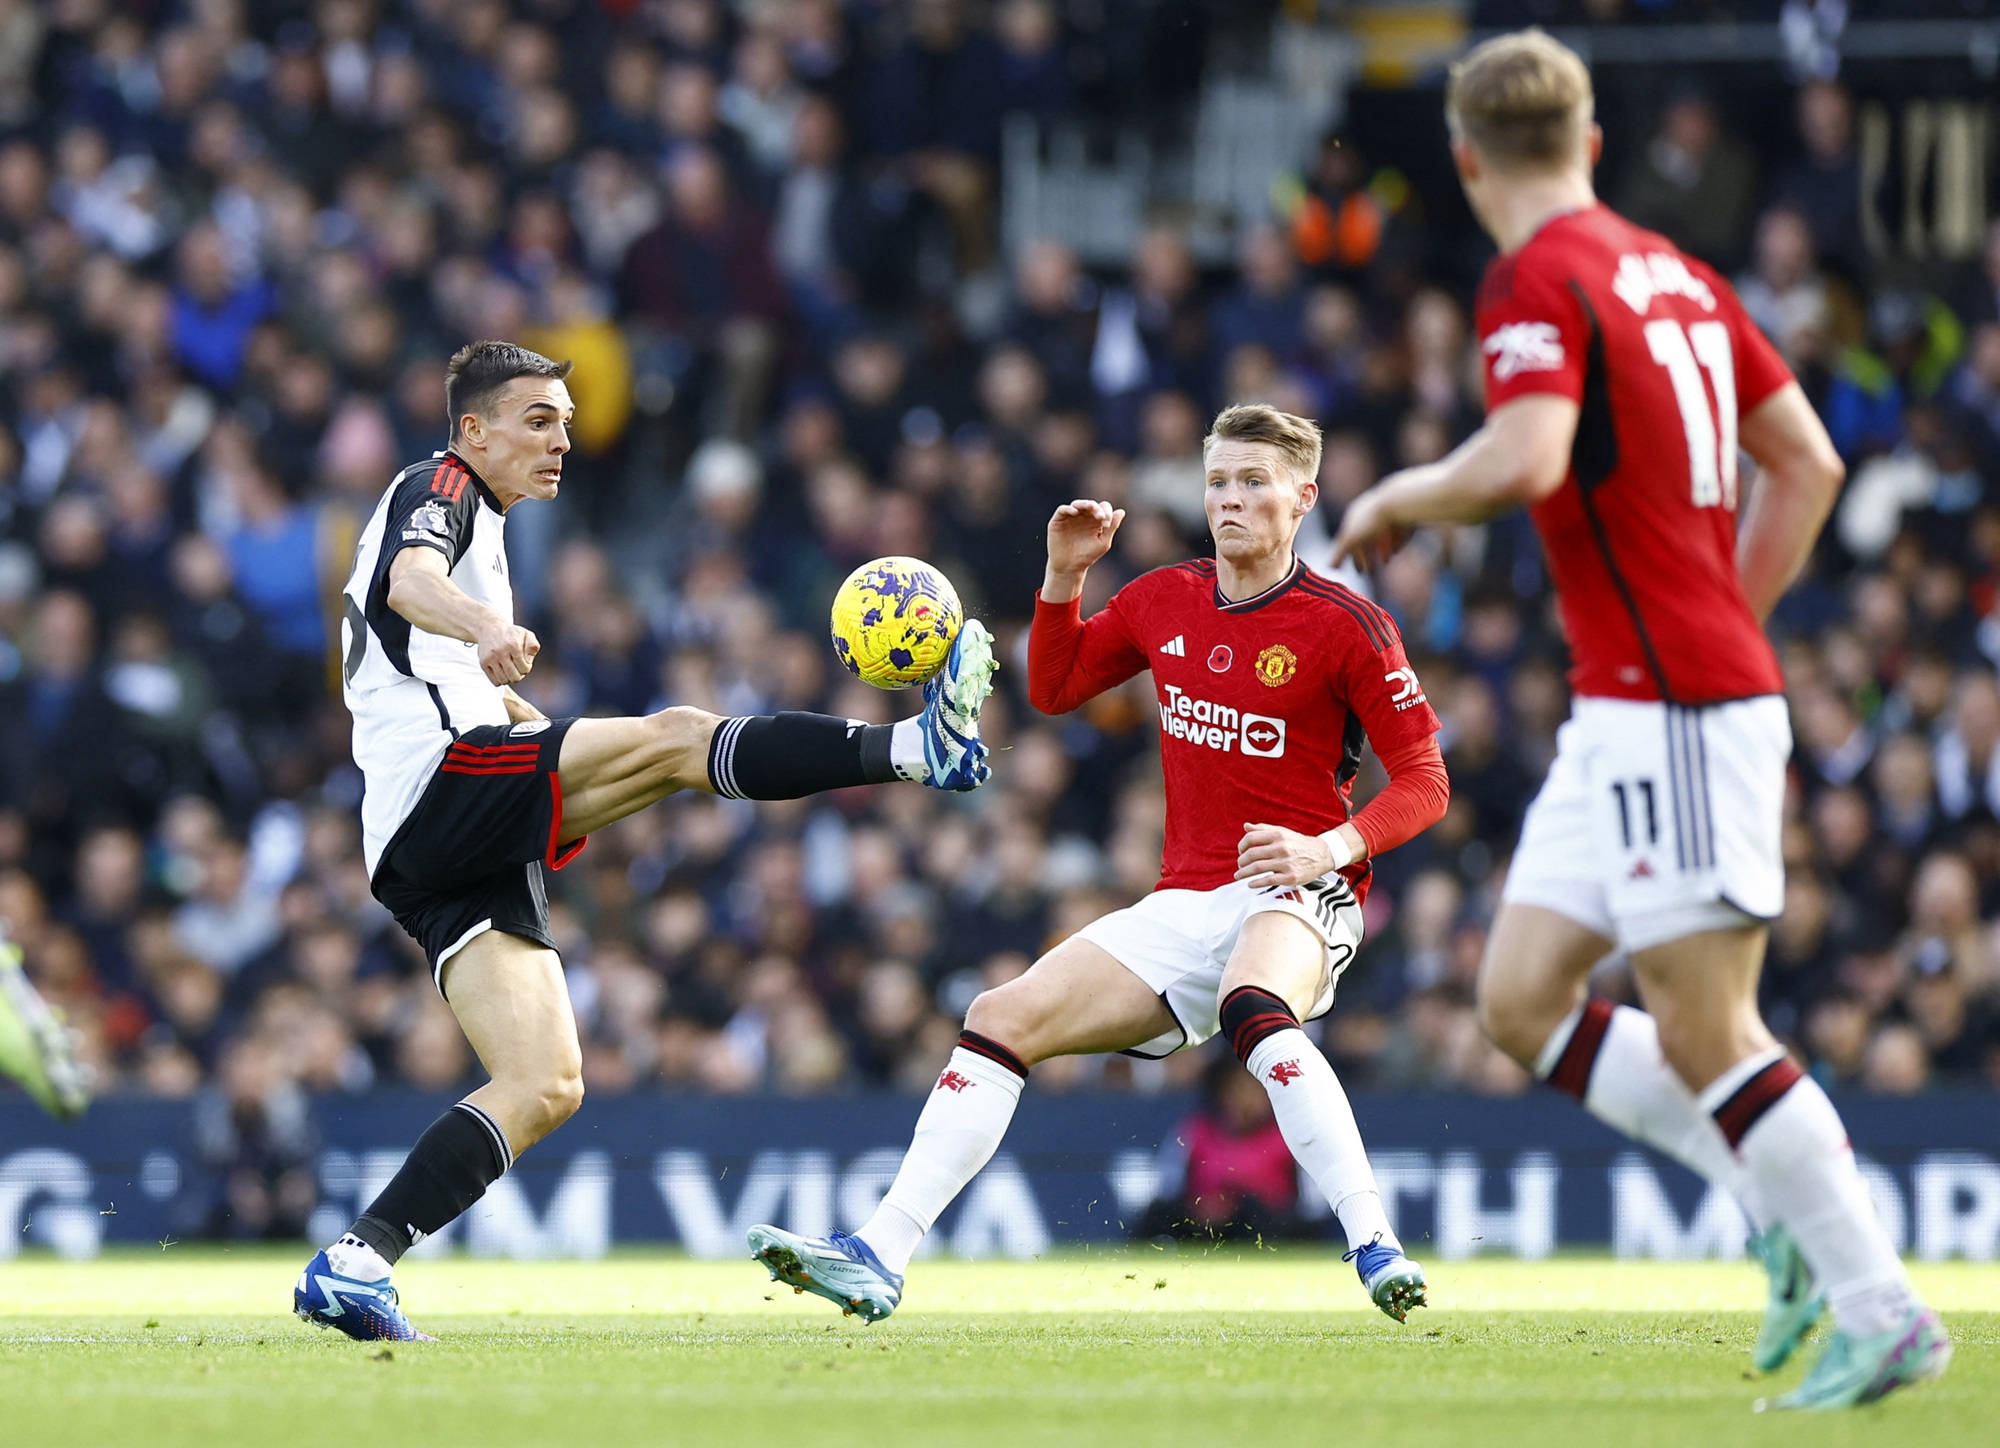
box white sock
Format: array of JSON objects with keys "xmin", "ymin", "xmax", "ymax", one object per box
[
  {"xmin": 1700, "ymin": 1051, "xmax": 1915, "ymax": 1337},
  {"xmin": 1244, "ymin": 1028, "xmax": 1402, "ymax": 1254},
  {"xmin": 326, "ymin": 1233, "xmax": 394, "ymax": 1281},
  {"xmin": 1539, "ymin": 1001, "xmax": 1767, "ymax": 1228},
  {"xmin": 1334, "ymin": 1191, "xmax": 1393, "ymax": 1251},
  {"xmin": 851, "ymin": 1201, "xmax": 926, "ymax": 1273},
  {"xmin": 856, "ymin": 1042, "xmax": 1026, "ymax": 1275},
  {"xmin": 887, "ymin": 716, "xmax": 928, "ymax": 783}
]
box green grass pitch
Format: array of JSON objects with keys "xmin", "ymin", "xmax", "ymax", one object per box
[{"xmin": 2, "ymin": 1250, "xmax": 1992, "ymax": 1447}]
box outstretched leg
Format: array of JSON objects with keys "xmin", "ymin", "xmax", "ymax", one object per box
[
  {"xmin": 554, "ymin": 622, "xmax": 997, "ymax": 838},
  {"xmin": 749, "ymin": 936, "xmax": 1174, "ymax": 1321}
]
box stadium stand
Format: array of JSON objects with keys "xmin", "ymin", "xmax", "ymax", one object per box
[{"xmin": 0, "ymin": 0, "xmax": 1995, "ymax": 1145}]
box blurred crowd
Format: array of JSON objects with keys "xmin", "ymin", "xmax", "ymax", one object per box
[
  {"xmin": 1471, "ymin": 1, "xmax": 1988, "ymax": 25},
  {"xmin": 0, "ymin": 1, "xmax": 1996, "ymax": 1209}
]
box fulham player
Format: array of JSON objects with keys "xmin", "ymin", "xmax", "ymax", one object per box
[
  {"xmin": 749, "ymin": 404, "xmax": 1449, "ymax": 1323},
  {"xmin": 295, "ymin": 342, "xmax": 996, "ymax": 1340},
  {"xmin": 1333, "ymin": 32, "xmax": 1946, "ymax": 1409}
]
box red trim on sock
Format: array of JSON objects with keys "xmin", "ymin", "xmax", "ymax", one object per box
[
  {"xmin": 545, "ymin": 773, "xmax": 587, "ymax": 870},
  {"xmin": 1219, "ymin": 985, "xmax": 1300, "ymax": 1066},
  {"xmin": 1713, "ymin": 1057, "xmax": 1804, "ymax": 1148},
  {"xmin": 1548, "ymin": 997, "xmax": 1615, "ymax": 1101},
  {"xmin": 957, "ymin": 1029, "xmax": 1028, "ymax": 1080}
]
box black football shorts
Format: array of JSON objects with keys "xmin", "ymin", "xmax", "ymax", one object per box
[{"xmin": 371, "ymin": 717, "xmax": 589, "ymax": 994}]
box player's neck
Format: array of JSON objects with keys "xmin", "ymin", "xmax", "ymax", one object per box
[
  {"xmin": 1485, "ymin": 173, "xmax": 1597, "ymax": 254},
  {"xmin": 1214, "ymin": 546, "xmax": 1296, "ymax": 603},
  {"xmin": 449, "ymin": 446, "xmax": 524, "ymax": 511}
]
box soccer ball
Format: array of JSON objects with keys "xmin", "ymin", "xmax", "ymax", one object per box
[{"xmin": 829, "ymin": 556, "xmax": 963, "ymax": 688}]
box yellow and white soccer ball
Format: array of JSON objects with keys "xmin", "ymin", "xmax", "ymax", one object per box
[{"xmin": 829, "ymin": 556, "xmax": 963, "ymax": 688}]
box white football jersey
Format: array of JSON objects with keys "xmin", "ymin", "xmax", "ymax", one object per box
[{"xmin": 341, "ymin": 451, "xmax": 515, "ymax": 875}]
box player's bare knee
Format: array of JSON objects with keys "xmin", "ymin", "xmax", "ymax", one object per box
[
  {"xmin": 542, "ymin": 1068, "xmax": 585, "ymax": 1130},
  {"xmin": 646, "ymin": 706, "xmax": 720, "ymax": 785},
  {"xmin": 1474, "ymin": 982, "xmax": 1549, "ymax": 1067},
  {"xmin": 963, "ymin": 985, "xmax": 1043, "ymax": 1064},
  {"xmin": 520, "ymin": 1064, "xmax": 583, "ymax": 1140}
]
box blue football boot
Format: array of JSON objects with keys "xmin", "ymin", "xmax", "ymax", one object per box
[
  {"xmin": 749, "ymin": 1224, "xmax": 904, "ymax": 1323},
  {"xmin": 294, "ymin": 1249, "xmax": 434, "ymax": 1342},
  {"xmin": 1344, "ymin": 1234, "xmax": 1428, "ymax": 1323},
  {"xmin": 916, "ymin": 619, "xmax": 996, "ymax": 791}
]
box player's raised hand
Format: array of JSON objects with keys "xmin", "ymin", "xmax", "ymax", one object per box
[
  {"xmin": 1329, "ymin": 486, "xmax": 1410, "ymax": 571},
  {"xmin": 1046, "ymin": 499, "xmax": 1125, "ymax": 579},
  {"xmin": 1235, "ymin": 822, "xmax": 1338, "ymax": 889},
  {"xmin": 477, "ymin": 622, "xmax": 540, "ymax": 684}
]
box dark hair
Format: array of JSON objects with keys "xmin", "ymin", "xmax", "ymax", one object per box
[{"xmin": 444, "ymin": 341, "xmax": 572, "ymax": 440}]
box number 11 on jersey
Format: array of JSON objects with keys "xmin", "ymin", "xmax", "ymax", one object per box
[{"xmin": 1645, "ymin": 319, "xmax": 1738, "ymax": 510}]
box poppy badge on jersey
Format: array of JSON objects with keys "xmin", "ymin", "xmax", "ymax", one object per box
[
  {"xmin": 1208, "ymin": 645, "xmax": 1233, "ymax": 673},
  {"xmin": 1255, "ymin": 644, "xmax": 1297, "ymax": 687},
  {"xmin": 1239, "ymin": 713, "xmax": 1286, "ymax": 758}
]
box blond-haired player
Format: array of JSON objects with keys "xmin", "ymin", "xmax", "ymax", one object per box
[
  {"xmin": 1333, "ymin": 30, "xmax": 1946, "ymax": 1410},
  {"xmin": 750, "ymin": 405, "xmax": 1449, "ymax": 1324}
]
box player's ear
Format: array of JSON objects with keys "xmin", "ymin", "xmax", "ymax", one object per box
[
  {"xmin": 1450, "ymin": 137, "xmax": 1479, "ymax": 183},
  {"xmin": 1293, "ymin": 477, "xmax": 1318, "ymax": 517},
  {"xmin": 458, "ymin": 413, "xmax": 483, "ymax": 449},
  {"xmin": 1586, "ymin": 123, "xmax": 1603, "ymax": 170}
]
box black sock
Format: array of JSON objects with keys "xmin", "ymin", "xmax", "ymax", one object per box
[
  {"xmin": 348, "ymin": 1101, "xmax": 512, "ymax": 1264},
  {"xmin": 707, "ymin": 712, "xmax": 898, "ymax": 799},
  {"xmin": 1218, "ymin": 985, "xmax": 1300, "ymax": 1067}
]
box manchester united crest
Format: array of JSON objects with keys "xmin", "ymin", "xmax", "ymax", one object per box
[{"xmin": 1255, "ymin": 643, "xmax": 1298, "ymax": 687}]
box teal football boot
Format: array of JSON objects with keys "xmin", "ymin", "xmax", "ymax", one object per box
[
  {"xmin": 1757, "ymin": 1305, "xmax": 1951, "ymax": 1411},
  {"xmin": 1749, "ymin": 1222, "xmax": 1824, "ymax": 1372}
]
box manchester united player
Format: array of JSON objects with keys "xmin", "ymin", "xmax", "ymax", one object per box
[
  {"xmin": 1333, "ymin": 32, "xmax": 1946, "ymax": 1409},
  {"xmin": 749, "ymin": 404, "xmax": 1450, "ymax": 1323}
]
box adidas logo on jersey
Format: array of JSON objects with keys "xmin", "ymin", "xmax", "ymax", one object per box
[
  {"xmin": 1158, "ymin": 684, "xmax": 1286, "ymax": 758},
  {"xmin": 1159, "ymin": 635, "xmax": 1186, "ymax": 657}
]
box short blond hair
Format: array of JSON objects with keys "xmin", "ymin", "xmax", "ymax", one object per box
[
  {"xmin": 1445, "ymin": 28, "xmax": 1593, "ymax": 172},
  {"xmin": 1203, "ymin": 404, "xmax": 1322, "ymax": 485}
]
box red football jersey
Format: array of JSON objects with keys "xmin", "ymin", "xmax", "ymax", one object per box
[
  {"xmin": 1029, "ymin": 557, "xmax": 1441, "ymax": 898},
  {"xmin": 1475, "ymin": 204, "xmax": 1791, "ymax": 704}
]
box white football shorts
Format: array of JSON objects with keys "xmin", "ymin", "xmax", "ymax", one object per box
[
  {"xmin": 1075, "ymin": 876, "xmax": 1364, "ymax": 1059},
  {"xmin": 1501, "ymin": 694, "xmax": 1789, "ymax": 953}
]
